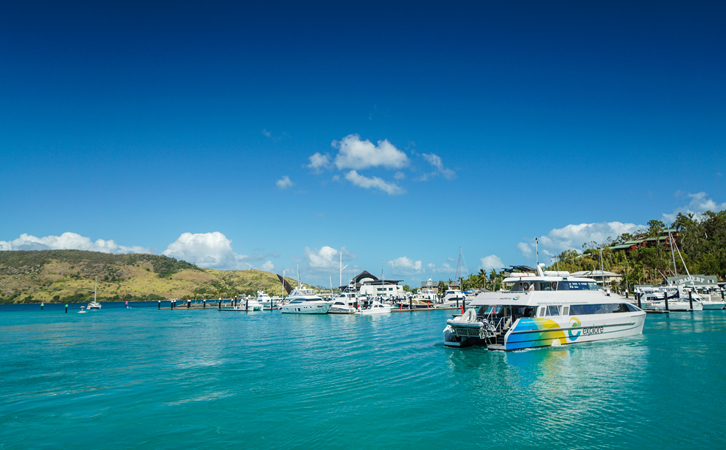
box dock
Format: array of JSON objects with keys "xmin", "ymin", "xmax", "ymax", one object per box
[{"xmin": 391, "ymin": 307, "xmax": 461, "ymax": 313}]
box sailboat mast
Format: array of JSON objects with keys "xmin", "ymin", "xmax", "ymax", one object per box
[{"xmin": 668, "ymin": 230, "xmax": 678, "ymax": 280}]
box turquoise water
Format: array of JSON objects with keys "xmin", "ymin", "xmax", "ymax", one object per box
[{"xmin": 1, "ymin": 306, "xmax": 725, "ymax": 449}]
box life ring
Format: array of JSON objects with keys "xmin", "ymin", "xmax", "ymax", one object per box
[
  {"xmin": 523, "ymin": 282, "xmax": 530, "ymax": 290},
  {"xmin": 551, "ymin": 282, "xmax": 557, "ymax": 290}
]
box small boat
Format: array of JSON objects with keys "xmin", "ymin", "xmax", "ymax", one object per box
[
  {"xmin": 255, "ymin": 291, "xmax": 274, "ymax": 309},
  {"xmin": 78, "ymin": 306, "xmax": 87, "ymax": 314},
  {"xmin": 356, "ymin": 300, "xmax": 392, "ymax": 315},
  {"xmin": 87, "ymin": 277, "xmax": 102, "ymax": 310},
  {"xmin": 436, "ymin": 289, "xmax": 467, "ymax": 308},
  {"xmin": 234, "ymin": 297, "xmax": 263, "ymax": 311}
]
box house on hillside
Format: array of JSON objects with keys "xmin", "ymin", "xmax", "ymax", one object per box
[
  {"xmin": 610, "ymin": 228, "xmax": 679, "ymax": 253},
  {"xmin": 570, "ymin": 270, "xmax": 623, "ymax": 284}
]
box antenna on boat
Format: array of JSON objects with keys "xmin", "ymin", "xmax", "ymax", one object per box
[
  {"xmin": 668, "ymin": 230, "xmax": 678, "ymax": 279},
  {"xmin": 599, "ymin": 247, "xmax": 604, "ymax": 289},
  {"xmin": 535, "ymin": 238, "xmax": 539, "ymax": 269},
  {"xmin": 339, "ymin": 250, "xmax": 347, "ymax": 289}
]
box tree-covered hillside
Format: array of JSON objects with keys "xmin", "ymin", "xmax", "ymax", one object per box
[{"xmin": 0, "ymin": 250, "xmax": 297, "ymax": 304}]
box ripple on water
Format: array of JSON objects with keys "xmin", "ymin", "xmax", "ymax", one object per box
[{"xmin": 2, "ymin": 308, "xmax": 726, "ymax": 449}]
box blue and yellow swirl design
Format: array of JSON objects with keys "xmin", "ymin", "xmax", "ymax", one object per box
[
  {"xmin": 507, "ymin": 318, "xmax": 567, "ymax": 350},
  {"xmin": 568, "ymin": 317, "xmax": 581, "ymax": 341}
]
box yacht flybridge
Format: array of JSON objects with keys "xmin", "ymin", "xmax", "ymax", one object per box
[{"xmin": 443, "ymin": 265, "xmax": 646, "ymax": 350}]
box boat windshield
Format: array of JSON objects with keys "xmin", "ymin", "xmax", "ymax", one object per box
[
  {"xmin": 479, "ymin": 305, "xmax": 536, "ymax": 319},
  {"xmin": 508, "ymin": 280, "xmax": 601, "ymax": 291}
]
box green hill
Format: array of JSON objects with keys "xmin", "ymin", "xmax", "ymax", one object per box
[{"xmin": 0, "ymin": 250, "xmax": 301, "ymax": 304}]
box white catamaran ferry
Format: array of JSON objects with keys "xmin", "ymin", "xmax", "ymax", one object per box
[{"xmin": 443, "ymin": 265, "xmax": 646, "ymax": 350}]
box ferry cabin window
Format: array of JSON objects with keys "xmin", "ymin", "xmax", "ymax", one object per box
[
  {"xmin": 545, "ymin": 305, "xmax": 561, "ymax": 316},
  {"xmin": 536, "ymin": 281, "xmax": 557, "ymax": 291},
  {"xmin": 556, "ymin": 282, "xmax": 600, "ymax": 291},
  {"xmin": 569, "ymin": 303, "xmax": 636, "ymax": 315}
]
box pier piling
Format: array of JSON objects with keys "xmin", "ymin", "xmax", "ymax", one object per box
[
  {"xmin": 664, "ymin": 292, "xmax": 669, "ymax": 311},
  {"xmin": 637, "ymin": 292, "xmax": 641, "ymax": 309},
  {"xmin": 158, "ymin": 300, "xmax": 161, "ymax": 310},
  {"xmin": 688, "ymin": 291, "xmax": 693, "ymax": 310}
]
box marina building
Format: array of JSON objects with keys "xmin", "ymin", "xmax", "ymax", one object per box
[{"xmin": 344, "ymin": 271, "xmax": 405, "ymax": 299}]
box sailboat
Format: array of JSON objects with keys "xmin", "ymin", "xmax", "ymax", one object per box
[{"xmin": 87, "ymin": 277, "xmax": 102, "ymax": 310}]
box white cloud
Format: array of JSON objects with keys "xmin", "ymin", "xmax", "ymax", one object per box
[
  {"xmin": 0, "ymin": 232, "xmax": 152, "ymax": 254},
  {"xmin": 426, "ymin": 262, "xmax": 455, "ymax": 274},
  {"xmin": 663, "ymin": 192, "xmax": 726, "ymax": 223},
  {"xmin": 345, "ymin": 170, "xmax": 405, "ymax": 195},
  {"xmin": 542, "ymin": 222, "xmax": 643, "ymax": 253},
  {"xmin": 480, "ymin": 255, "xmax": 504, "ymax": 272},
  {"xmin": 262, "ymin": 129, "xmax": 271, "ymax": 137},
  {"xmin": 517, "ymin": 242, "xmax": 533, "ymax": 258},
  {"xmin": 394, "ymin": 171, "xmax": 406, "ymax": 180},
  {"xmin": 388, "ymin": 256, "xmax": 422, "ymax": 275},
  {"xmin": 276, "ymin": 176, "xmax": 294, "ymax": 189},
  {"xmin": 162, "ymin": 232, "xmax": 251, "ymax": 270},
  {"xmin": 422, "ymin": 153, "xmax": 456, "ymax": 180},
  {"xmin": 260, "ymin": 261, "xmax": 275, "ymax": 272},
  {"xmin": 303, "ymin": 245, "xmax": 355, "ymax": 272},
  {"xmin": 332, "ymin": 134, "xmax": 409, "ymax": 170},
  {"xmin": 306, "ymin": 152, "xmax": 332, "ymax": 172}
]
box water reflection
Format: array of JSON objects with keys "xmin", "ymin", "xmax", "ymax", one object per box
[{"xmin": 444, "ymin": 337, "xmax": 651, "ymax": 448}]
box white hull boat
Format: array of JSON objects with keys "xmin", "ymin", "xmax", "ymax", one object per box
[
  {"xmin": 280, "ymin": 287, "xmax": 332, "ymax": 314},
  {"xmin": 88, "ymin": 277, "xmax": 101, "ymax": 309},
  {"xmin": 444, "ymin": 266, "xmax": 646, "ymax": 350},
  {"xmin": 356, "ymin": 300, "xmax": 392, "ymax": 315}
]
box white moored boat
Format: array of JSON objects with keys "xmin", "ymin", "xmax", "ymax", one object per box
[
  {"xmin": 443, "ymin": 265, "xmax": 646, "ymax": 350},
  {"xmin": 356, "ymin": 300, "xmax": 392, "ymax": 315},
  {"xmin": 280, "ymin": 287, "xmax": 332, "ymax": 314},
  {"xmin": 255, "ymin": 291, "xmax": 275, "ymax": 309},
  {"xmin": 437, "ymin": 289, "xmax": 467, "ymax": 308},
  {"xmin": 329, "ymin": 291, "xmax": 358, "ymax": 314},
  {"xmin": 87, "ymin": 277, "xmax": 102, "ymax": 310}
]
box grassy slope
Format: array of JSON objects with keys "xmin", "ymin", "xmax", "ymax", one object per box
[{"xmin": 0, "ymin": 250, "xmax": 301, "ymax": 304}]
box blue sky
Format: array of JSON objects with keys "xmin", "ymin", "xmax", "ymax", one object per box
[{"xmin": 1, "ymin": 1, "xmax": 725, "ymax": 287}]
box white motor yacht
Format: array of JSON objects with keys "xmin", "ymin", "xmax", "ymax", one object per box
[
  {"xmin": 280, "ymin": 287, "xmax": 332, "ymax": 314},
  {"xmin": 437, "ymin": 289, "xmax": 467, "ymax": 308},
  {"xmin": 329, "ymin": 291, "xmax": 358, "ymax": 314},
  {"xmin": 443, "ymin": 265, "xmax": 646, "ymax": 350},
  {"xmin": 356, "ymin": 300, "xmax": 392, "ymax": 315},
  {"xmin": 255, "ymin": 291, "xmax": 275, "ymax": 309}
]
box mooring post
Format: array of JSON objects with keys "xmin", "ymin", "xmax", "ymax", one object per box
[
  {"xmin": 65, "ymin": 304, "xmax": 68, "ymax": 313},
  {"xmin": 688, "ymin": 290, "xmax": 693, "ymax": 310},
  {"xmin": 187, "ymin": 299, "xmax": 191, "ymax": 309},
  {"xmin": 637, "ymin": 292, "xmax": 641, "ymax": 309},
  {"xmin": 158, "ymin": 300, "xmax": 161, "ymax": 310},
  {"xmin": 664, "ymin": 291, "xmax": 669, "ymax": 311},
  {"xmin": 41, "ymin": 303, "xmax": 44, "ymax": 311},
  {"xmin": 203, "ymin": 299, "xmax": 206, "ymax": 309},
  {"xmin": 246, "ymin": 299, "xmax": 249, "ymax": 311},
  {"xmin": 626, "ymin": 291, "xmax": 629, "ymax": 299}
]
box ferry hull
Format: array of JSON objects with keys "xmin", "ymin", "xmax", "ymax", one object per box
[{"xmin": 502, "ymin": 312, "xmax": 646, "ymax": 351}]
